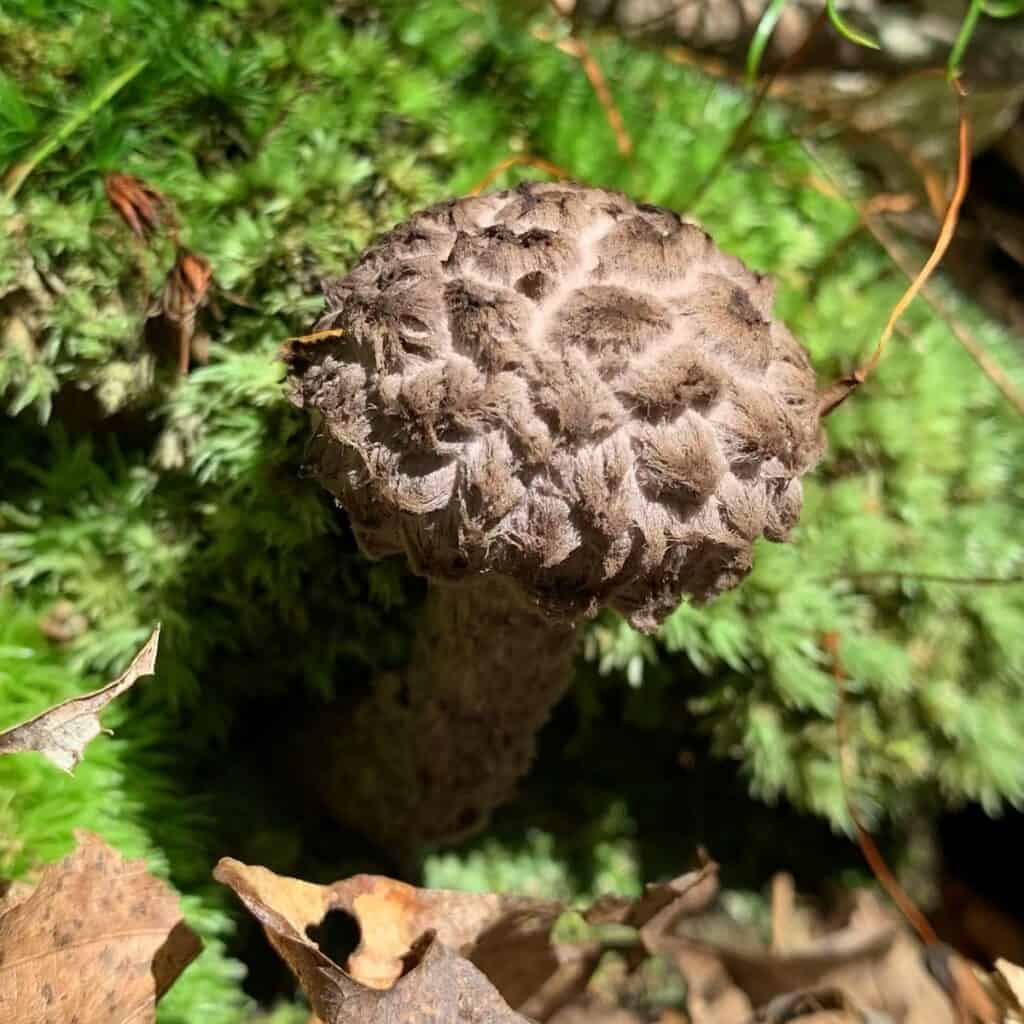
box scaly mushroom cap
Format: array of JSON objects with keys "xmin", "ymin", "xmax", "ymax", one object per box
[{"xmin": 286, "ymin": 181, "xmax": 825, "ymax": 630}]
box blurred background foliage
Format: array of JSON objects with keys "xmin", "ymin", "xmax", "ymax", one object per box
[{"xmin": 1, "ymin": 0, "xmax": 1023, "ymax": 1019}]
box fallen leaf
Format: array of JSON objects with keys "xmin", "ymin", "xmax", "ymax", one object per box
[
  {"xmin": 0, "ymin": 831, "xmax": 200, "ymax": 1023},
  {"xmin": 996, "ymin": 959, "xmax": 1024, "ymax": 1007},
  {"xmin": 589, "ymin": 863, "xmax": 719, "ymax": 944},
  {"xmin": 547, "ymin": 1000, "xmax": 644, "ymax": 1024},
  {"xmin": 215, "ymin": 859, "xmax": 725, "ymax": 1022},
  {"xmin": 328, "ymin": 935, "xmax": 532, "ymax": 1023},
  {"xmin": 214, "ymin": 860, "xmax": 562, "ymax": 994},
  {"xmin": 981, "ymin": 958, "xmax": 1024, "ymax": 1022},
  {"xmin": 676, "ymin": 891, "xmax": 955, "ymax": 1024},
  {"xmin": 753, "ymin": 987, "xmax": 867, "ymax": 1023},
  {"xmin": 0, "ymin": 626, "xmax": 160, "ymax": 772},
  {"xmin": 0, "ymin": 880, "xmax": 34, "ymax": 916},
  {"xmin": 672, "ymin": 945, "xmax": 752, "ymax": 1024},
  {"xmin": 214, "ymin": 860, "xmax": 531, "ymax": 1023}
]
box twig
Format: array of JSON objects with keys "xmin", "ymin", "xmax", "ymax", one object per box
[
  {"xmin": 770, "ymin": 872, "xmax": 796, "ymax": 952},
  {"xmin": 555, "ymin": 36, "xmax": 633, "ymax": 157},
  {"xmin": 827, "ymin": 633, "xmax": 999, "ymax": 1024},
  {"xmin": 818, "ymin": 79, "xmax": 974, "ymax": 417},
  {"xmin": 3, "ymin": 59, "xmax": 149, "ymax": 200},
  {"xmin": 856, "ymin": 81, "xmax": 971, "ymax": 383},
  {"xmin": 825, "ymin": 632, "xmax": 939, "ymax": 947},
  {"xmin": 864, "ymin": 217, "xmax": 1024, "ymax": 418},
  {"xmin": 468, "ymin": 155, "xmax": 571, "ymax": 196},
  {"xmin": 839, "ymin": 570, "xmax": 1024, "ymax": 587}
]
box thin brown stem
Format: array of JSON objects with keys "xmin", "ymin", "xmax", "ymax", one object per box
[
  {"xmin": 829, "ymin": 632, "xmax": 1002, "ymax": 1022},
  {"xmin": 817, "ymin": 81, "xmax": 985, "ymax": 418},
  {"xmin": 469, "ymin": 156, "xmax": 571, "ymax": 196},
  {"xmin": 857, "ymin": 81, "xmax": 971, "ymax": 383},
  {"xmin": 556, "ymin": 36, "xmax": 633, "ymax": 157},
  {"xmin": 825, "ymin": 632, "xmax": 939, "ymax": 947},
  {"xmin": 863, "ymin": 217, "xmax": 1024, "ymax": 418},
  {"xmin": 839, "ymin": 570, "xmax": 1024, "ymax": 587}
]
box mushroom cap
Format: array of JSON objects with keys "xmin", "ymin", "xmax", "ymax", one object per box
[{"xmin": 286, "ymin": 181, "xmax": 825, "ymax": 631}]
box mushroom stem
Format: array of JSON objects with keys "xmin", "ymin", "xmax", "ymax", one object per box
[{"xmin": 304, "ymin": 575, "xmax": 578, "ymax": 852}]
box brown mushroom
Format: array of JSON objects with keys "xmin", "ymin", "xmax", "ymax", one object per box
[{"xmin": 285, "ymin": 181, "xmax": 825, "ymax": 851}]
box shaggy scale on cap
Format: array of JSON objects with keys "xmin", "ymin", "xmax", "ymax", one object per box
[{"xmin": 287, "ymin": 181, "xmax": 824, "ymax": 631}]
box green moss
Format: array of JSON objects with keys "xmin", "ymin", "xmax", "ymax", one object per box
[{"xmin": 2, "ymin": 0, "xmax": 1023, "ymax": 1016}]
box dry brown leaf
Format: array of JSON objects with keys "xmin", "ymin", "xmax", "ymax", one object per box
[
  {"xmin": 0, "ymin": 880, "xmax": 34, "ymax": 916},
  {"xmin": 983, "ymin": 958, "xmax": 1024, "ymax": 1022},
  {"xmin": 753, "ymin": 986, "xmax": 867, "ymax": 1023},
  {"xmin": 674, "ymin": 944, "xmax": 752, "ymax": 1024},
  {"xmin": 323, "ymin": 935, "xmax": 532, "ymax": 1023},
  {"xmin": 214, "ymin": 860, "xmax": 532, "ymax": 1023},
  {"xmin": 0, "ymin": 626, "xmax": 160, "ymax": 772},
  {"xmin": 676, "ymin": 891, "xmax": 955, "ymax": 1024},
  {"xmin": 214, "ymin": 859, "xmax": 562, "ymax": 996},
  {"xmin": 215, "ymin": 859, "xmax": 724, "ymax": 1022},
  {"xmin": 0, "ymin": 831, "xmax": 200, "ymax": 1023},
  {"xmin": 996, "ymin": 959, "xmax": 1024, "ymax": 1008},
  {"xmin": 547, "ymin": 1000, "xmax": 644, "ymax": 1024}
]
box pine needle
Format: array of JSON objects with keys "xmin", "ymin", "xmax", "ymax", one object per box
[
  {"xmin": 840, "ymin": 570, "xmax": 1024, "ymax": 587},
  {"xmin": 826, "ymin": 631, "xmax": 940, "ymax": 946},
  {"xmin": 469, "ymin": 156, "xmax": 571, "ymax": 196},
  {"xmin": 856, "ymin": 80, "xmax": 971, "ymax": 382},
  {"xmin": 556, "ymin": 36, "xmax": 633, "ymax": 157},
  {"xmin": 816, "ymin": 80, "xmax": 1020, "ymax": 418},
  {"xmin": 828, "ymin": 632, "xmax": 999, "ymax": 1024}
]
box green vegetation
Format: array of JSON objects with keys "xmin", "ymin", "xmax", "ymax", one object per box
[{"xmin": 1, "ymin": 0, "xmax": 1022, "ymax": 1017}]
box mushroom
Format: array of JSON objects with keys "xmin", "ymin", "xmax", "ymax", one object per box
[{"xmin": 285, "ymin": 181, "xmax": 825, "ymax": 850}]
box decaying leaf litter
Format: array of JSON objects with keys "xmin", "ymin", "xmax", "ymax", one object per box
[
  {"xmin": 0, "ymin": 626, "xmax": 159, "ymax": 772},
  {"xmin": 0, "ymin": 832, "xmax": 199, "ymax": 1024},
  {"xmin": 2, "ymin": 2, "xmax": 1024, "ymax": 1024},
  {"xmin": 215, "ymin": 855, "xmax": 1024, "ymax": 1024}
]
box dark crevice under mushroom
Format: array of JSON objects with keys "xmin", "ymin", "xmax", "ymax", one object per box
[{"xmin": 301, "ymin": 575, "xmax": 576, "ymax": 851}]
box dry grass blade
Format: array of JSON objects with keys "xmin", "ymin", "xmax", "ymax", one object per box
[
  {"xmin": 818, "ymin": 81, "xmax": 991, "ymax": 417},
  {"xmin": 555, "ymin": 35, "xmax": 633, "ymax": 157},
  {"xmin": 469, "ymin": 156, "xmax": 572, "ymax": 196},
  {"xmin": 857, "ymin": 81, "xmax": 972, "ymax": 382},
  {"xmin": 840, "ymin": 570, "xmax": 1024, "ymax": 587},
  {"xmin": 864, "ymin": 217, "xmax": 1024, "ymax": 417},
  {"xmin": 826, "ymin": 632, "xmax": 1001, "ymax": 1024}
]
